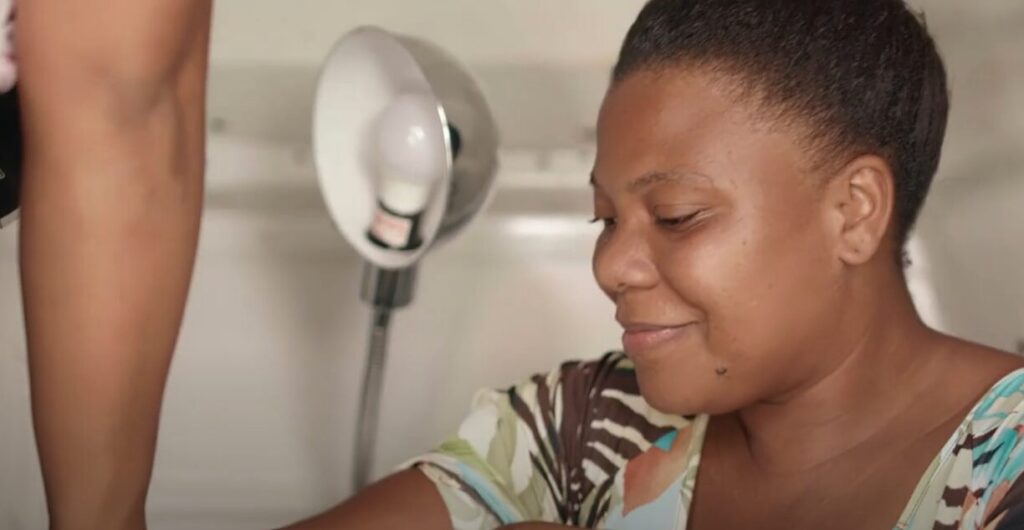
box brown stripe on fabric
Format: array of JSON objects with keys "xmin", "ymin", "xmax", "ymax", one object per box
[
  {"xmin": 504, "ymin": 352, "xmax": 652, "ymax": 525},
  {"xmin": 601, "ymin": 364, "xmax": 641, "ymax": 393},
  {"xmin": 528, "ymin": 452, "xmax": 568, "ymax": 523},
  {"xmin": 557, "ymin": 358, "xmax": 600, "ymax": 518},
  {"xmin": 563, "ymin": 464, "xmax": 588, "ymax": 522},
  {"xmin": 528, "ymin": 451, "xmax": 563, "ymax": 506},
  {"xmin": 531, "ymin": 372, "xmax": 564, "ymax": 469},
  {"xmin": 586, "ymin": 477, "xmax": 617, "ymax": 527},
  {"xmin": 940, "ymin": 486, "xmax": 969, "ymax": 508},
  {"xmin": 591, "ymin": 393, "xmax": 676, "ymax": 448},
  {"xmin": 974, "ymin": 443, "xmax": 1006, "ymax": 467},
  {"xmin": 954, "ymin": 429, "xmax": 997, "ymax": 453},
  {"xmin": 586, "ymin": 427, "xmax": 644, "ymax": 467},
  {"xmin": 508, "ymin": 387, "xmax": 561, "ymax": 492},
  {"xmin": 582, "ymin": 442, "xmax": 619, "ymax": 482},
  {"xmin": 564, "ymin": 352, "xmax": 666, "ymax": 526},
  {"xmin": 557, "ymin": 354, "xmax": 634, "ymax": 524},
  {"xmin": 560, "ymin": 355, "xmax": 630, "ymax": 456}
]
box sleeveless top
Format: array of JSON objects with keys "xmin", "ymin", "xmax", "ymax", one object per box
[{"xmin": 406, "ymin": 352, "xmax": 1024, "ymax": 529}]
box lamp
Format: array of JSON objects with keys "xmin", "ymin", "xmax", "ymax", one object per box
[{"xmin": 312, "ymin": 26, "xmax": 499, "ymax": 490}]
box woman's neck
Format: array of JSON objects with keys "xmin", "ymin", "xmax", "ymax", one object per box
[{"xmin": 733, "ymin": 269, "xmax": 946, "ymax": 472}]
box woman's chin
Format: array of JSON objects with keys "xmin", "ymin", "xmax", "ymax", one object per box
[{"xmin": 634, "ymin": 365, "xmax": 740, "ymax": 416}]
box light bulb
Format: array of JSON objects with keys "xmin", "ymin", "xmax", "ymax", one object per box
[{"xmin": 367, "ymin": 93, "xmax": 446, "ymax": 251}]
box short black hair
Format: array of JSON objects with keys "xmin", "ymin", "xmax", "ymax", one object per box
[{"xmin": 613, "ymin": 0, "xmax": 950, "ymax": 248}]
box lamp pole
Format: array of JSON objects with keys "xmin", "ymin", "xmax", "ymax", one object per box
[{"xmin": 352, "ymin": 263, "xmax": 417, "ymax": 491}]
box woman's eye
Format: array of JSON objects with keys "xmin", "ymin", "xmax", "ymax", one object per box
[
  {"xmin": 655, "ymin": 210, "xmax": 702, "ymax": 229},
  {"xmin": 589, "ymin": 217, "xmax": 616, "ymax": 229}
]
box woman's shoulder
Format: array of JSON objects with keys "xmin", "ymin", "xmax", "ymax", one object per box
[
  {"xmin": 941, "ymin": 340, "xmax": 1024, "ymax": 465},
  {"xmin": 899, "ymin": 344, "xmax": 1024, "ymax": 529},
  {"xmin": 963, "ymin": 363, "xmax": 1024, "ymax": 438},
  {"xmin": 926, "ymin": 346, "xmax": 1024, "ymax": 529},
  {"xmin": 935, "ymin": 338, "xmax": 1024, "ymax": 416}
]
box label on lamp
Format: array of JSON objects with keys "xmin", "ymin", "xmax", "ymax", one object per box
[{"xmin": 367, "ymin": 201, "xmax": 423, "ymax": 251}]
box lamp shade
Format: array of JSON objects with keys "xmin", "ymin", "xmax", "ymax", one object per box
[{"xmin": 312, "ymin": 26, "xmax": 499, "ymax": 269}]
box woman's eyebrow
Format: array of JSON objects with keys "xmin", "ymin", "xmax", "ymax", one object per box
[
  {"xmin": 589, "ymin": 170, "xmax": 713, "ymax": 192},
  {"xmin": 629, "ymin": 170, "xmax": 713, "ymax": 192}
]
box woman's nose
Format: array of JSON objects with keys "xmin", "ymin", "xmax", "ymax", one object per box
[{"xmin": 593, "ymin": 225, "xmax": 658, "ymax": 297}]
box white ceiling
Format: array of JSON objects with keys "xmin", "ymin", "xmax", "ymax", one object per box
[{"xmin": 206, "ymin": 0, "xmax": 1024, "ymax": 181}]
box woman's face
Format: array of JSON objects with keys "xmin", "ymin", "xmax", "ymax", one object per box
[
  {"xmin": 591, "ymin": 69, "xmax": 849, "ymax": 415},
  {"xmin": 0, "ymin": 0, "xmax": 14, "ymax": 94}
]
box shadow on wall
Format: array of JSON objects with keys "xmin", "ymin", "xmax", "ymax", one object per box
[{"xmin": 910, "ymin": 169, "xmax": 1024, "ymax": 354}]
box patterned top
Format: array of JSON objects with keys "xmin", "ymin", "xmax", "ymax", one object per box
[{"xmin": 406, "ymin": 352, "xmax": 1024, "ymax": 530}]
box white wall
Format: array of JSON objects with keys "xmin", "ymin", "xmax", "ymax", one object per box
[
  {"xmin": 205, "ymin": 0, "xmax": 646, "ymax": 149},
  {"xmin": 909, "ymin": 174, "xmax": 1024, "ymax": 353},
  {"xmin": 1, "ymin": 1, "xmax": 1023, "ymax": 529}
]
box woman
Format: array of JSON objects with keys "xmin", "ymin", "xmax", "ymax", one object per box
[{"xmin": 287, "ymin": 1, "xmax": 1024, "ymax": 529}]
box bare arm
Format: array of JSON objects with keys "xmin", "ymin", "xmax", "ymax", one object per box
[
  {"xmin": 17, "ymin": 1, "xmax": 211, "ymax": 528},
  {"xmin": 281, "ymin": 469, "xmax": 452, "ymax": 530},
  {"xmin": 282, "ymin": 469, "xmax": 578, "ymax": 530},
  {"xmin": 499, "ymin": 526, "xmax": 577, "ymax": 530}
]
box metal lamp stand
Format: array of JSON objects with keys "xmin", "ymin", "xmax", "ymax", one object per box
[{"xmin": 352, "ymin": 263, "xmax": 417, "ymax": 491}]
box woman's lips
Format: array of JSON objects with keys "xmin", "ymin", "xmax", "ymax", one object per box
[{"xmin": 621, "ymin": 323, "xmax": 694, "ymax": 355}]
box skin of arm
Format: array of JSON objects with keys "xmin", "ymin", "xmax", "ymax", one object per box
[
  {"xmin": 282, "ymin": 468, "xmax": 578, "ymax": 530},
  {"xmin": 499, "ymin": 525, "xmax": 577, "ymax": 529},
  {"xmin": 16, "ymin": 1, "xmax": 212, "ymax": 528},
  {"xmin": 280, "ymin": 469, "xmax": 452, "ymax": 530}
]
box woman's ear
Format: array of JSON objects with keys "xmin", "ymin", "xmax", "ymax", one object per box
[{"xmin": 825, "ymin": 154, "xmax": 895, "ymax": 265}]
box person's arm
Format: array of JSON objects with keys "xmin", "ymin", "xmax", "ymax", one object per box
[
  {"xmin": 285, "ymin": 360, "xmax": 623, "ymax": 530},
  {"xmin": 282, "ymin": 468, "xmax": 578, "ymax": 530},
  {"xmin": 17, "ymin": 2, "xmax": 212, "ymax": 528},
  {"xmin": 283, "ymin": 469, "xmax": 584, "ymax": 530},
  {"xmin": 281, "ymin": 469, "xmax": 452, "ymax": 530},
  {"xmin": 499, "ymin": 525, "xmax": 576, "ymax": 530}
]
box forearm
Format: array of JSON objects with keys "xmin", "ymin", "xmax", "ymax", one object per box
[
  {"xmin": 499, "ymin": 525, "xmax": 580, "ymax": 529},
  {"xmin": 20, "ymin": 95, "xmax": 204, "ymax": 529},
  {"xmin": 281, "ymin": 469, "xmax": 452, "ymax": 530},
  {"xmin": 17, "ymin": 3, "xmax": 211, "ymax": 528},
  {"xmin": 281, "ymin": 468, "xmax": 578, "ymax": 530}
]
